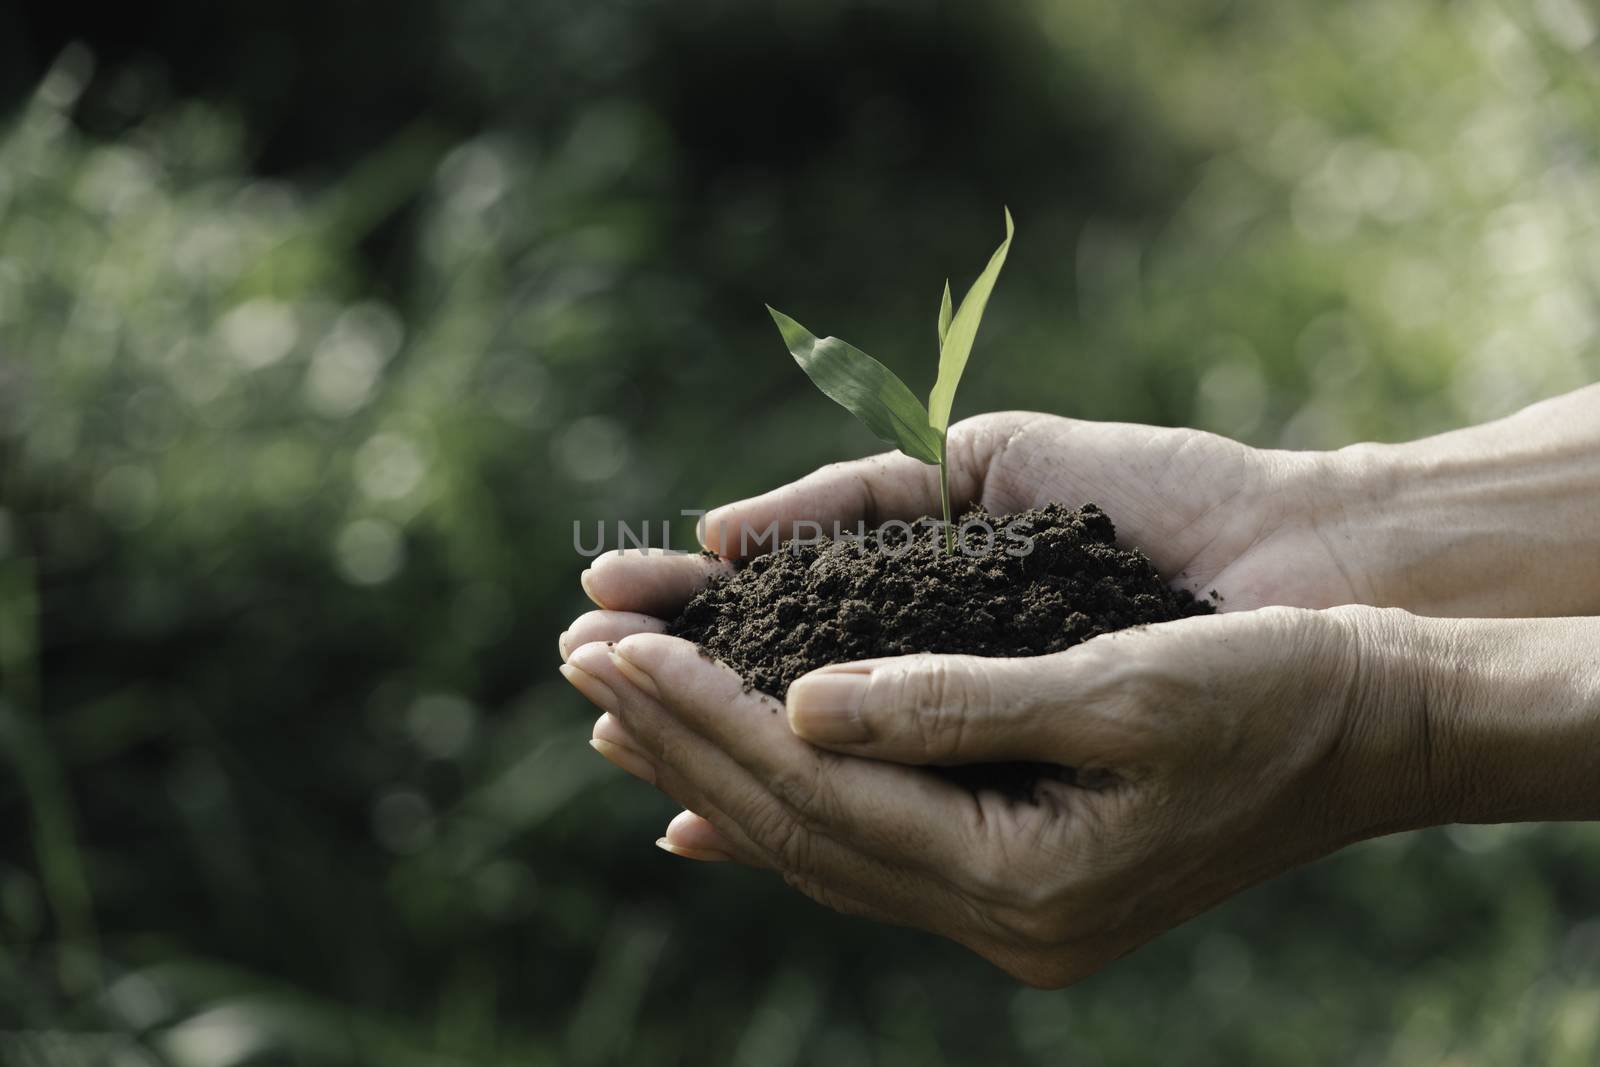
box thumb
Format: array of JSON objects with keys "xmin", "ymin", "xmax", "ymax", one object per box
[{"xmin": 784, "ymin": 652, "xmax": 1099, "ymax": 767}]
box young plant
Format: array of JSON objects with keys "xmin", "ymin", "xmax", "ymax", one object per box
[{"xmin": 767, "ymin": 208, "xmax": 1014, "ymax": 552}]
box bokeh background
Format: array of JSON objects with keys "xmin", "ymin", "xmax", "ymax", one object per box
[{"xmin": 3, "ymin": 1, "xmax": 1600, "ymax": 1063}]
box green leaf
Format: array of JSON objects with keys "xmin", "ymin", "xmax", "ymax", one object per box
[
  {"xmin": 927, "ymin": 207, "xmax": 1015, "ymax": 434},
  {"xmin": 937, "ymin": 279, "xmax": 953, "ymax": 348},
  {"xmin": 767, "ymin": 306, "xmax": 942, "ymax": 465}
]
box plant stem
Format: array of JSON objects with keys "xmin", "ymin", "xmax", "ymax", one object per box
[{"xmin": 938, "ymin": 448, "xmax": 954, "ymax": 553}]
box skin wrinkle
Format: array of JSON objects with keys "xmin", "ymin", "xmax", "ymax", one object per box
[
  {"xmin": 656, "ymin": 720, "xmax": 957, "ymax": 920},
  {"xmin": 1181, "ymin": 454, "xmax": 1318, "ymax": 602},
  {"xmin": 1407, "ymin": 620, "xmax": 1441, "ymax": 825},
  {"xmin": 918, "ymin": 660, "xmax": 984, "ymax": 764},
  {"xmin": 977, "ymin": 412, "xmax": 1050, "ymax": 511},
  {"xmin": 1294, "ymin": 639, "xmax": 1364, "ymax": 839},
  {"xmin": 609, "ymin": 640, "xmax": 1004, "ymax": 912},
  {"xmin": 579, "ymin": 652, "xmax": 777, "ymax": 870},
  {"xmin": 1165, "ymin": 479, "xmax": 1251, "ymax": 584},
  {"xmin": 952, "ymin": 789, "xmax": 1098, "ymax": 942},
  {"xmin": 768, "ymin": 750, "xmax": 846, "ymax": 845},
  {"xmin": 1309, "ymin": 521, "xmax": 1361, "ymax": 612},
  {"xmin": 969, "ymin": 798, "xmax": 1069, "ymax": 903},
  {"xmin": 852, "ymin": 457, "xmax": 890, "ymax": 529},
  {"xmin": 1288, "ymin": 459, "xmax": 1364, "ymax": 604},
  {"xmin": 643, "ymin": 749, "xmax": 781, "ymax": 870},
  {"xmin": 1161, "ymin": 432, "xmax": 1247, "ymax": 552}
]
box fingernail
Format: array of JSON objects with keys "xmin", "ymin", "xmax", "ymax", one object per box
[
  {"xmin": 557, "ymin": 630, "xmax": 574, "ymax": 661},
  {"xmin": 668, "ymin": 808, "xmax": 731, "ymax": 849},
  {"xmin": 560, "ymin": 663, "xmax": 618, "ymax": 715},
  {"xmin": 590, "ymin": 738, "xmax": 656, "ymax": 785},
  {"xmin": 609, "ymin": 648, "xmax": 661, "ymax": 700},
  {"xmin": 655, "ymin": 837, "xmax": 731, "ymax": 862},
  {"xmin": 786, "ymin": 673, "xmax": 871, "ymax": 743},
  {"xmin": 579, "ymin": 568, "xmax": 602, "ymax": 608}
]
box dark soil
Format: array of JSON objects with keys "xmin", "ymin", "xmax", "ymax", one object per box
[{"xmin": 667, "ymin": 503, "xmax": 1214, "ymax": 798}]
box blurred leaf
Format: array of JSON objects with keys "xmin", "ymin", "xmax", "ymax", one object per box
[
  {"xmin": 928, "ymin": 207, "xmax": 1014, "ymax": 434},
  {"xmin": 768, "ymin": 306, "xmax": 942, "ymax": 464}
]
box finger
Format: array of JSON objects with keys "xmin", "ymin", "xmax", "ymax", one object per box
[
  {"xmin": 635, "ymin": 730, "xmax": 1023, "ymax": 955},
  {"xmin": 605, "ymin": 634, "xmax": 992, "ymax": 876},
  {"xmin": 573, "ymin": 680, "xmax": 774, "ymax": 869},
  {"xmin": 559, "ymin": 610, "xmax": 664, "ymax": 662},
  {"xmin": 567, "ymin": 640, "xmax": 977, "ymax": 934},
  {"xmin": 568, "ymin": 645, "xmax": 831, "ymax": 873},
  {"xmin": 580, "ymin": 550, "xmax": 733, "ymax": 616},
  {"xmin": 574, "ymin": 641, "xmax": 1088, "ymax": 964},
  {"xmin": 592, "ymin": 711, "xmax": 643, "ymax": 759},
  {"xmin": 783, "ymin": 646, "xmax": 1135, "ymax": 769},
  {"xmin": 586, "ymin": 709, "xmax": 656, "ymax": 785},
  {"xmin": 659, "ymin": 815, "xmax": 913, "ymax": 930},
  {"xmin": 657, "ymin": 810, "xmax": 736, "ymax": 862},
  {"xmin": 700, "ymin": 453, "xmax": 935, "ymax": 557},
  {"xmin": 699, "ymin": 415, "xmax": 1027, "ymax": 557}
]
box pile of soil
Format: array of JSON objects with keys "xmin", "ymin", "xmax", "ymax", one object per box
[{"xmin": 667, "ymin": 503, "xmax": 1214, "ymax": 797}]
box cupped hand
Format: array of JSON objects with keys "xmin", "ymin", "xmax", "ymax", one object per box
[
  {"xmin": 559, "ymin": 412, "xmax": 1393, "ymax": 982},
  {"xmin": 696, "ymin": 411, "xmax": 1366, "ymax": 610},
  {"xmin": 561, "ymin": 604, "xmax": 1429, "ymax": 986},
  {"xmin": 572, "ymin": 411, "xmax": 1373, "ymax": 632}
]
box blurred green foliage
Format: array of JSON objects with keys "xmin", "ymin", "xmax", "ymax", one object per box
[{"xmin": 2, "ymin": 1, "xmax": 1600, "ymax": 1064}]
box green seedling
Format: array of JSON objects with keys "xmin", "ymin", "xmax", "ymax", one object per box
[{"xmin": 768, "ymin": 207, "xmax": 1014, "ymax": 552}]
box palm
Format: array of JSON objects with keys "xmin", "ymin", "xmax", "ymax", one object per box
[{"xmin": 954, "ymin": 413, "xmax": 1358, "ymax": 611}]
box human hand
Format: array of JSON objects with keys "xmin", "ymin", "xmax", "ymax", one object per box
[
  {"xmin": 560, "ymin": 604, "xmax": 1436, "ymax": 986},
  {"xmin": 680, "ymin": 411, "xmax": 1366, "ymax": 613},
  {"xmin": 561, "ymin": 406, "xmax": 1600, "ymax": 982},
  {"xmin": 574, "ymin": 385, "xmax": 1600, "ymax": 629},
  {"xmin": 563, "ymin": 412, "xmax": 1370, "ymax": 690},
  {"xmin": 558, "ymin": 410, "xmax": 1370, "ymax": 978}
]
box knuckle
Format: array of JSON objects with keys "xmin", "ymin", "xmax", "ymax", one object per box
[
  {"xmin": 648, "ymin": 726, "xmax": 688, "ymax": 766},
  {"xmin": 1105, "ymin": 661, "xmax": 1160, "ymax": 710},
  {"xmin": 878, "ymin": 659, "xmax": 981, "ymax": 760},
  {"xmin": 1324, "ymin": 603, "xmax": 1412, "ymax": 644},
  {"xmin": 962, "ymin": 834, "xmax": 1046, "ymax": 905},
  {"xmin": 962, "ymin": 851, "xmax": 1016, "ymax": 903},
  {"xmin": 966, "ymin": 853, "xmax": 1084, "ymax": 947},
  {"xmin": 1085, "ymin": 642, "xmax": 1188, "ymax": 737},
  {"xmin": 948, "ymin": 411, "xmax": 1030, "ymax": 459},
  {"xmin": 765, "ymin": 758, "xmax": 828, "ymax": 823},
  {"xmin": 988, "ymin": 900, "xmax": 1076, "ymax": 949},
  {"xmin": 1253, "ymin": 604, "xmax": 1310, "ymax": 625},
  {"xmin": 770, "ymin": 817, "xmax": 818, "ymax": 875},
  {"xmin": 743, "ymin": 796, "xmax": 805, "ymax": 864}
]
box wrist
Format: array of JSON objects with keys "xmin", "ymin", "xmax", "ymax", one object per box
[
  {"xmin": 1293, "ymin": 394, "xmax": 1600, "ymax": 617},
  {"xmin": 1421, "ymin": 616, "xmax": 1600, "ymax": 824},
  {"xmin": 1316, "ymin": 605, "xmax": 1459, "ymax": 839},
  {"xmin": 1333, "ymin": 609, "xmax": 1600, "ymax": 832}
]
